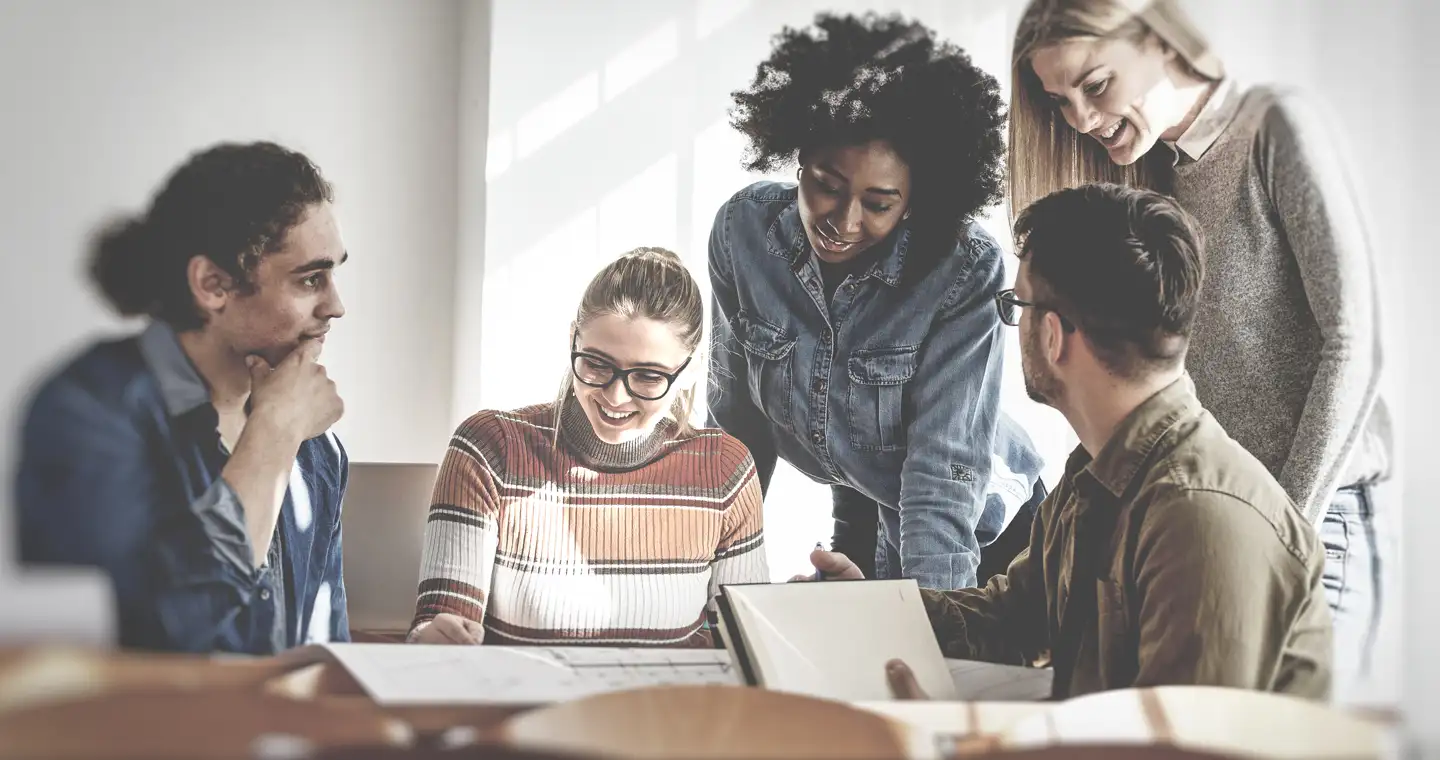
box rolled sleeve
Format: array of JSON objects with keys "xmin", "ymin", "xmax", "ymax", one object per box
[
  {"xmin": 17, "ymin": 378, "xmax": 274, "ymax": 653},
  {"xmin": 187, "ymin": 478, "xmax": 258, "ymax": 579}
]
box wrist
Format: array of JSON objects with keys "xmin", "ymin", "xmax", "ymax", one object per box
[{"xmin": 243, "ymin": 406, "xmax": 305, "ymax": 452}]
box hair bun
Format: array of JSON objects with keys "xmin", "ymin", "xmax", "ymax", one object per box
[
  {"xmin": 88, "ymin": 215, "xmax": 158, "ymax": 317},
  {"xmin": 624, "ymin": 246, "xmax": 684, "ymax": 266}
]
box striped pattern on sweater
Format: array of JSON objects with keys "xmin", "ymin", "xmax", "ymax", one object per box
[{"xmin": 411, "ymin": 399, "xmax": 768, "ymax": 647}]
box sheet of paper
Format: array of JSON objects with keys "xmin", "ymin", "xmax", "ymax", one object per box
[
  {"xmin": 946, "ymin": 659, "xmax": 1053, "ymax": 701},
  {"xmin": 317, "ymin": 643, "xmax": 739, "ymax": 706},
  {"xmin": 724, "ymin": 579, "xmax": 958, "ymax": 702}
]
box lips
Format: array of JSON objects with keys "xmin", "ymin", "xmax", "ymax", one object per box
[
  {"xmin": 1091, "ymin": 117, "xmax": 1129, "ymax": 149},
  {"xmin": 815, "ymin": 223, "xmax": 863, "ymax": 255},
  {"xmin": 594, "ymin": 400, "xmax": 637, "ymax": 426}
]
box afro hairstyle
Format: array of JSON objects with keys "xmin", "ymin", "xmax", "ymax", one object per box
[{"xmin": 730, "ymin": 12, "xmax": 1006, "ymax": 253}]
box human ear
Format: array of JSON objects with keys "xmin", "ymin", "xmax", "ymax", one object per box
[{"xmin": 188, "ymin": 255, "xmax": 236, "ymax": 316}]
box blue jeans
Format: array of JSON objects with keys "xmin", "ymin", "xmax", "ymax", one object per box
[{"xmin": 1320, "ymin": 483, "xmax": 1385, "ymax": 688}]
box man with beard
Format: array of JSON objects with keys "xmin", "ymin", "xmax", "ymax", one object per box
[
  {"xmin": 15, "ymin": 141, "xmax": 351, "ymax": 654},
  {"xmin": 800, "ymin": 183, "xmax": 1333, "ymax": 701}
]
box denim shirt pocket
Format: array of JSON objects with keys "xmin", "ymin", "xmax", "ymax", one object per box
[
  {"xmin": 847, "ymin": 345, "xmax": 918, "ymax": 452},
  {"xmin": 734, "ymin": 312, "xmax": 797, "ymax": 430}
]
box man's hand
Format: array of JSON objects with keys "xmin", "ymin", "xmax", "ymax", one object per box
[
  {"xmin": 408, "ymin": 613, "xmax": 485, "ymax": 645},
  {"xmin": 787, "ymin": 548, "xmax": 869, "ymax": 582},
  {"xmin": 247, "ymin": 340, "xmax": 344, "ymax": 444},
  {"xmin": 885, "ymin": 659, "xmax": 931, "ymax": 700}
]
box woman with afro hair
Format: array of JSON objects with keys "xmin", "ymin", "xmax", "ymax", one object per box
[{"xmin": 707, "ymin": 12, "xmax": 1046, "ymax": 591}]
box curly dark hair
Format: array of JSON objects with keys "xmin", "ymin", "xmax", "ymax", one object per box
[
  {"xmin": 89, "ymin": 141, "xmax": 333, "ymax": 331},
  {"xmin": 730, "ymin": 12, "xmax": 1006, "ymax": 252}
]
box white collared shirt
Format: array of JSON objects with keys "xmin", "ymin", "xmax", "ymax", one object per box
[{"xmin": 1165, "ymin": 77, "xmax": 1243, "ymax": 165}]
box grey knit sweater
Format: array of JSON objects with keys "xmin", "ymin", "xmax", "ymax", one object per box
[{"xmin": 1171, "ymin": 82, "xmax": 1390, "ymax": 524}]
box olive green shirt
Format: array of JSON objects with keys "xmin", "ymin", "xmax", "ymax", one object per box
[{"xmin": 922, "ymin": 377, "xmax": 1332, "ymax": 700}]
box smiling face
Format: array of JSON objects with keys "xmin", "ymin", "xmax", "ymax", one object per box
[
  {"xmin": 1028, "ymin": 34, "xmax": 1198, "ymax": 166},
  {"xmin": 796, "ymin": 140, "xmax": 912, "ymax": 264},
  {"xmin": 570, "ymin": 314, "xmax": 693, "ymax": 445}
]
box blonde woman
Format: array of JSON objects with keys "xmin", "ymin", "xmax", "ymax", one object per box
[
  {"xmin": 1008, "ymin": 0, "xmax": 1390, "ymax": 692},
  {"xmin": 408, "ymin": 247, "xmax": 768, "ymax": 647}
]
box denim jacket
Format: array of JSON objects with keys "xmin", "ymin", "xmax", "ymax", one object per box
[
  {"xmin": 707, "ymin": 181, "xmax": 1044, "ymax": 590},
  {"xmin": 15, "ymin": 322, "xmax": 350, "ymax": 653}
]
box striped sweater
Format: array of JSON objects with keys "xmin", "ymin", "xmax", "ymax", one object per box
[{"xmin": 410, "ymin": 397, "xmax": 768, "ymax": 646}]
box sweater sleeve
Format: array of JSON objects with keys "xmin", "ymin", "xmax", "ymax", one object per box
[
  {"xmin": 708, "ymin": 449, "xmax": 769, "ymax": 596},
  {"xmin": 409, "ymin": 413, "xmax": 505, "ymax": 636},
  {"xmin": 1258, "ymin": 90, "xmax": 1383, "ymax": 523}
]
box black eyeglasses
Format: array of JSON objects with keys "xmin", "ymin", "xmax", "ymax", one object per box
[
  {"xmin": 570, "ymin": 336, "xmax": 692, "ymax": 401},
  {"xmin": 995, "ymin": 288, "xmax": 1073, "ymax": 330}
]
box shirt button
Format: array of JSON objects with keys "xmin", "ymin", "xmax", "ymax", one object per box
[
  {"xmin": 811, "ymin": 431, "xmax": 823, "ymax": 445},
  {"xmin": 259, "ymin": 588, "xmax": 271, "ymax": 601},
  {"xmin": 846, "ymin": 283, "xmax": 857, "ymax": 293},
  {"xmin": 812, "ymin": 379, "xmax": 825, "ymax": 394},
  {"xmin": 822, "ymin": 329, "xmax": 832, "ymax": 342}
]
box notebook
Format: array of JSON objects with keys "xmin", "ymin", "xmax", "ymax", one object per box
[{"xmin": 715, "ymin": 579, "xmax": 960, "ymax": 702}]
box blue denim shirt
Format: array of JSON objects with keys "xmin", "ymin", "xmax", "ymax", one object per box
[
  {"xmin": 707, "ymin": 181, "xmax": 1044, "ymax": 590},
  {"xmin": 15, "ymin": 322, "xmax": 350, "ymax": 653}
]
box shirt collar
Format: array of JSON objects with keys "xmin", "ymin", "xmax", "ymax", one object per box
[
  {"xmin": 136, "ymin": 321, "xmax": 212, "ymax": 417},
  {"xmin": 1076, "ymin": 375, "xmax": 1203, "ymax": 498},
  {"xmin": 1166, "ymin": 77, "xmax": 1242, "ymax": 165},
  {"xmin": 765, "ymin": 199, "xmax": 911, "ymax": 287}
]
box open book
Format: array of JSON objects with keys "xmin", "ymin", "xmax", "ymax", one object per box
[
  {"xmin": 277, "ymin": 643, "xmax": 739, "ymax": 706},
  {"xmin": 856, "ymin": 685, "xmax": 1390, "ymax": 760},
  {"xmin": 714, "ymin": 579, "xmax": 1052, "ymax": 702}
]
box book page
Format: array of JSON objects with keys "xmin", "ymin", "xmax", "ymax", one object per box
[
  {"xmin": 313, "ymin": 643, "xmax": 738, "ymax": 706},
  {"xmin": 946, "ymin": 658, "xmax": 1053, "ymax": 701},
  {"xmin": 723, "ymin": 579, "xmax": 958, "ymax": 701}
]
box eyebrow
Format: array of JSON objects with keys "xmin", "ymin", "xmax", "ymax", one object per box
[
  {"xmin": 290, "ymin": 251, "xmax": 349, "ymax": 275},
  {"xmin": 1069, "ymin": 65, "xmax": 1104, "ymax": 89},
  {"xmin": 816, "ymin": 163, "xmax": 903, "ymax": 198},
  {"xmin": 578, "ymin": 346, "xmax": 674, "ymax": 371}
]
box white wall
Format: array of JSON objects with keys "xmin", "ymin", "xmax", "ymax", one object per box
[{"xmin": 0, "ymin": 0, "xmax": 464, "ymax": 568}]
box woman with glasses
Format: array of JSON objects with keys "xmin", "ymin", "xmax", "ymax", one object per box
[
  {"xmin": 408, "ymin": 247, "xmax": 768, "ymax": 647},
  {"xmin": 1008, "ymin": 0, "xmax": 1391, "ymax": 694},
  {"xmin": 708, "ymin": 12, "xmax": 1046, "ymax": 592}
]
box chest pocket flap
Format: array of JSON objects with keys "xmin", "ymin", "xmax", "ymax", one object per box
[
  {"xmin": 846, "ymin": 345, "xmax": 918, "ymax": 452},
  {"xmin": 735, "ymin": 314, "xmax": 797, "ymax": 361},
  {"xmin": 848, "ymin": 345, "xmax": 918, "ymax": 386}
]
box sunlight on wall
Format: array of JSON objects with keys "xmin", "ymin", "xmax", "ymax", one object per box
[
  {"xmin": 516, "ymin": 72, "xmax": 600, "ymax": 161},
  {"xmin": 695, "ymin": 0, "xmax": 757, "ymax": 41},
  {"xmin": 486, "ymin": 129, "xmax": 514, "ymax": 181},
  {"xmin": 599, "ymin": 153, "xmax": 680, "ymax": 254},
  {"xmin": 481, "ymin": 206, "xmax": 599, "ymax": 413},
  {"xmin": 603, "ymin": 20, "xmax": 680, "ymax": 103}
]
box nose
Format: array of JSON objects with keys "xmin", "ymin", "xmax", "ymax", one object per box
[
  {"xmin": 321, "ymin": 285, "xmax": 346, "ymax": 320},
  {"xmin": 1066, "ymin": 99, "xmax": 1103, "ymax": 134},
  {"xmin": 601, "ymin": 376, "xmax": 632, "ymax": 406},
  {"xmin": 830, "ymin": 198, "xmax": 863, "ymax": 235}
]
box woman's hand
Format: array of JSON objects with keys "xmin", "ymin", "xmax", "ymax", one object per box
[
  {"xmin": 787, "ymin": 548, "xmax": 868, "ymax": 582},
  {"xmin": 408, "ymin": 613, "xmax": 484, "ymax": 645}
]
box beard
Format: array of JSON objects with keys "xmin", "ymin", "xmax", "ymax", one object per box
[{"xmin": 1021, "ymin": 327, "xmax": 1061, "ymax": 407}]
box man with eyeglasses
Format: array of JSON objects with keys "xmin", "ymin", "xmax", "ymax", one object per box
[{"xmin": 801, "ymin": 184, "xmax": 1334, "ymax": 701}]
